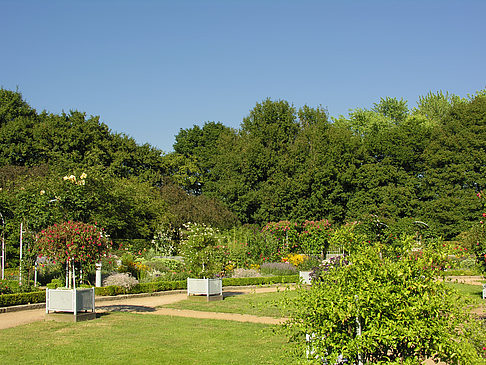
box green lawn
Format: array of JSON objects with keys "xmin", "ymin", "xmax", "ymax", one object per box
[
  {"xmin": 162, "ymin": 288, "xmax": 298, "ymax": 318},
  {"xmin": 444, "ymin": 282, "xmax": 484, "ymax": 305},
  {"xmin": 0, "ymin": 312, "xmax": 298, "ymax": 364}
]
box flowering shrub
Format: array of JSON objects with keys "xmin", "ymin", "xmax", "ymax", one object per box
[
  {"xmin": 261, "ymin": 220, "xmax": 299, "ymax": 256},
  {"xmin": 0, "ymin": 280, "xmax": 14, "ymax": 295},
  {"xmin": 36, "ymin": 221, "xmax": 112, "ymax": 267},
  {"xmin": 282, "ymin": 253, "xmax": 305, "ymax": 267},
  {"xmin": 300, "ymin": 220, "xmax": 332, "ymax": 255},
  {"xmin": 102, "ymin": 273, "xmax": 139, "ymax": 291},
  {"xmin": 179, "ymin": 222, "xmax": 225, "ymax": 278},
  {"xmin": 472, "ymin": 191, "xmax": 486, "ymax": 273},
  {"xmin": 310, "ymin": 255, "xmax": 349, "ymax": 282}
]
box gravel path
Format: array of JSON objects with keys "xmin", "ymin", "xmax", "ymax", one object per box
[{"xmin": 0, "ymin": 286, "xmax": 287, "ymax": 330}]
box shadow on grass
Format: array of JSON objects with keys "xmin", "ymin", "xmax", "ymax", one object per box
[
  {"xmin": 222, "ymin": 291, "xmax": 247, "ymax": 299},
  {"xmin": 96, "ymin": 305, "xmax": 156, "ymax": 313}
]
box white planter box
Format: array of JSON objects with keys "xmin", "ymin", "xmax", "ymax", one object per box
[
  {"xmin": 299, "ymin": 271, "xmax": 312, "ymax": 285},
  {"xmin": 46, "ymin": 288, "xmax": 95, "ymax": 315},
  {"xmin": 187, "ymin": 278, "xmax": 222, "ymax": 299}
]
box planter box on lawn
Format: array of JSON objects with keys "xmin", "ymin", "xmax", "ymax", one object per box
[
  {"xmin": 46, "ymin": 288, "xmax": 95, "ymax": 320},
  {"xmin": 187, "ymin": 278, "xmax": 223, "ymax": 301}
]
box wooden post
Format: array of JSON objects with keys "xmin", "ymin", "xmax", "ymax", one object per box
[{"xmin": 19, "ymin": 223, "xmax": 23, "ymax": 286}]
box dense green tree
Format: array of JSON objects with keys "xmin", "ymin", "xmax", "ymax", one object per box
[
  {"xmin": 372, "ymin": 96, "xmax": 409, "ymax": 123},
  {"xmin": 418, "ymin": 94, "xmax": 486, "ymax": 238},
  {"xmin": 413, "ymin": 90, "xmax": 462, "ymax": 124},
  {"xmin": 173, "ymin": 122, "xmax": 232, "ymax": 194},
  {"xmin": 0, "ymin": 89, "xmax": 37, "ymax": 127}
]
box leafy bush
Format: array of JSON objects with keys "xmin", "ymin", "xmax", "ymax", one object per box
[
  {"xmin": 154, "ymin": 271, "xmax": 190, "ymax": 282},
  {"xmin": 36, "ymin": 263, "xmax": 61, "ymax": 286},
  {"xmin": 260, "ymin": 262, "xmax": 297, "ymax": 276},
  {"xmin": 300, "ymin": 220, "xmax": 332, "ymax": 255},
  {"xmin": 144, "ymin": 258, "xmax": 183, "ymax": 272},
  {"xmin": 0, "ymin": 291, "xmax": 46, "ymax": 307},
  {"xmin": 286, "ymin": 244, "xmax": 486, "ymax": 364},
  {"xmin": 103, "ymin": 273, "xmax": 139, "ymax": 291},
  {"xmin": 46, "ymin": 278, "xmax": 64, "ymax": 289},
  {"xmin": 94, "ymin": 280, "xmax": 187, "ymax": 296},
  {"xmin": 0, "ymin": 280, "xmax": 15, "ymax": 295},
  {"xmin": 179, "ymin": 223, "xmax": 225, "ymax": 278},
  {"xmin": 296, "ymin": 255, "xmax": 322, "ymax": 271},
  {"xmin": 222, "ymin": 275, "xmax": 298, "ymax": 286}
]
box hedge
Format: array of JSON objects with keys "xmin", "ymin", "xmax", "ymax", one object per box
[
  {"xmin": 0, "ymin": 291, "xmax": 46, "ymax": 307},
  {"xmin": 94, "ymin": 280, "xmax": 187, "ymax": 296},
  {"xmin": 222, "ymin": 275, "xmax": 299, "ymax": 286},
  {"xmin": 1, "ymin": 275, "xmax": 299, "ymax": 307}
]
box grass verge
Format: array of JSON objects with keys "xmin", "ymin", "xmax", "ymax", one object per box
[
  {"xmin": 0, "ymin": 312, "xmax": 297, "ymax": 364},
  {"xmin": 162, "ymin": 287, "xmax": 298, "ymax": 318}
]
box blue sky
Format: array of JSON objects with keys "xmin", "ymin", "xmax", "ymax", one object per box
[{"xmin": 2, "ymin": 0, "xmax": 485, "ymax": 153}]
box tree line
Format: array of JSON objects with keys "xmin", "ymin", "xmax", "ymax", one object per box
[
  {"xmin": 0, "ymin": 87, "xmax": 485, "ymax": 266},
  {"xmin": 175, "ymin": 90, "xmax": 486, "ymax": 239}
]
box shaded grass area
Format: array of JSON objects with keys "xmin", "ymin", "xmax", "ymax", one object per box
[
  {"xmin": 0, "ymin": 312, "xmax": 297, "ymax": 364},
  {"xmin": 444, "ymin": 282, "xmax": 484, "ymax": 305},
  {"xmin": 162, "ymin": 288, "xmax": 298, "ymax": 318}
]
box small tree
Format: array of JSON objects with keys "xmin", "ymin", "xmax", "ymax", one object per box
[
  {"xmin": 286, "ymin": 243, "xmax": 485, "ymax": 364},
  {"xmin": 179, "ymin": 222, "xmax": 224, "ymax": 278},
  {"xmin": 36, "ymin": 221, "xmax": 112, "ymax": 288}
]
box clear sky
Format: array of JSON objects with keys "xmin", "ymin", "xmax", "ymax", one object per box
[{"xmin": 2, "ymin": 0, "xmax": 485, "ymax": 153}]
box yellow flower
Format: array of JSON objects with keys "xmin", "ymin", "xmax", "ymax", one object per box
[
  {"xmin": 40, "ymin": 190, "xmax": 45, "ymax": 195},
  {"xmin": 80, "ymin": 172, "xmax": 87, "ymax": 179}
]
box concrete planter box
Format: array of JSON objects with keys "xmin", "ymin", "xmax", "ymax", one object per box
[
  {"xmin": 187, "ymin": 278, "xmax": 222, "ymax": 300},
  {"xmin": 299, "ymin": 271, "xmax": 312, "ymax": 285},
  {"xmin": 46, "ymin": 288, "xmax": 95, "ymax": 315}
]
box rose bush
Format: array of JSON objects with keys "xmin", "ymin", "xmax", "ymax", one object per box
[{"xmin": 36, "ymin": 221, "xmax": 112, "ymax": 286}]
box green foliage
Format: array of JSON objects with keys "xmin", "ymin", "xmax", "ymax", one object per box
[
  {"xmin": 372, "ymin": 96, "xmax": 409, "ymax": 123},
  {"xmin": 222, "ymin": 275, "xmax": 298, "ymax": 286},
  {"xmin": 472, "ymin": 192, "xmax": 486, "ymax": 273},
  {"xmin": 286, "ymin": 244, "xmax": 485, "ymax": 364},
  {"xmin": 36, "ymin": 221, "xmax": 112, "ymax": 267},
  {"xmin": 179, "ymin": 223, "xmax": 225, "ymax": 278},
  {"xmin": 261, "ymin": 221, "xmax": 299, "ymax": 257},
  {"xmin": 0, "ymin": 290, "xmax": 45, "ymax": 307},
  {"xmin": 413, "ymin": 90, "xmax": 462, "ymax": 124},
  {"xmin": 46, "ymin": 278, "xmax": 64, "ymax": 289},
  {"xmin": 300, "ymin": 220, "xmax": 332, "ymax": 255}
]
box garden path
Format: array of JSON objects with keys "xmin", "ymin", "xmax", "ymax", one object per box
[{"xmin": 0, "ymin": 286, "xmax": 285, "ymax": 330}]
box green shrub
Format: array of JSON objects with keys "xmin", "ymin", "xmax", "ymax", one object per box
[
  {"xmin": 286, "ymin": 244, "xmax": 486, "ymax": 364},
  {"xmin": 222, "ymin": 275, "xmax": 298, "ymax": 286},
  {"xmin": 154, "ymin": 271, "xmax": 190, "ymax": 282},
  {"xmin": 0, "ymin": 291, "xmax": 45, "ymax": 307},
  {"xmin": 0, "ymin": 280, "xmax": 19, "ymax": 295},
  {"xmin": 46, "ymin": 278, "xmax": 64, "ymax": 289},
  {"xmin": 36, "ymin": 264, "xmax": 62, "ymax": 286}
]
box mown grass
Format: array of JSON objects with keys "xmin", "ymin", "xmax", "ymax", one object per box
[
  {"xmin": 444, "ymin": 282, "xmax": 484, "ymax": 305},
  {"xmin": 162, "ymin": 287, "xmax": 298, "ymax": 318},
  {"xmin": 0, "ymin": 312, "xmax": 298, "ymax": 364}
]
